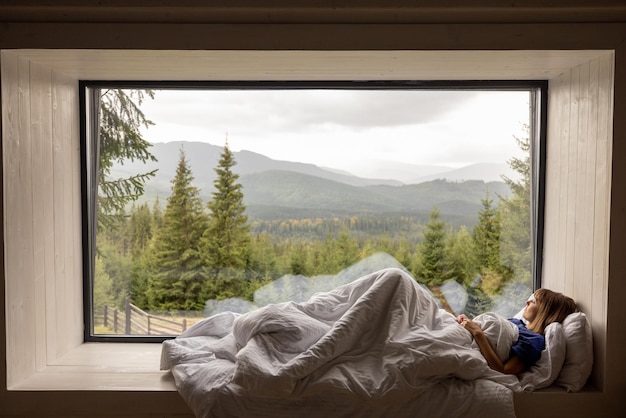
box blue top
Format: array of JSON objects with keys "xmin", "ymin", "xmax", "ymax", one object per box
[{"xmin": 508, "ymin": 318, "xmax": 545, "ymax": 368}]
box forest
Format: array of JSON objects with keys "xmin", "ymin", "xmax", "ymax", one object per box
[{"xmin": 93, "ymin": 89, "xmax": 533, "ymax": 328}]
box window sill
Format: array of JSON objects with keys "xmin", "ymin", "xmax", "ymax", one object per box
[
  {"xmin": 7, "ymin": 341, "xmax": 603, "ymax": 418},
  {"xmin": 9, "ymin": 341, "xmax": 600, "ymax": 394},
  {"xmin": 9, "ymin": 342, "xmax": 600, "ymax": 396},
  {"xmin": 8, "ymin": 343, "xmax": 176, "ymax": 391}
]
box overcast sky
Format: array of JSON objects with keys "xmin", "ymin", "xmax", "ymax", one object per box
[{"xmin": 138, "ymin": 88, "xmax": 530, "ymax": 177}]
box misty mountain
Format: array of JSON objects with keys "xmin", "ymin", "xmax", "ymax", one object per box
[
  {"xmin": 112, "ymin": 141, "xmax": 513, "ymax": 189},
  {"xmin": 239, "ymin": 171, "xmax": 510, "ymax": 221},
  {"xmin": 112, "ymin": 141, "xmax": 404, "ymax": 197},
  {"xmin": 346, "ymin": 161, "xmax": 452, "ymax": 183},
  {"xmin": 239, "ymin": 170, "xmax": 405, "ymax": 213},
  {"xmin": 111, "ymin": 141, "xmax": 513, "ymax": 221},
  {"xmin": 410, "ymin": 162, "xmax": 518, "ymax": 184}
]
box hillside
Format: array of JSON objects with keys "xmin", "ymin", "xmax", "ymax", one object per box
[
  {"xmin": 112, "ymin": 141, "xmax": 513, "ymax": 222},
  {"xmin": 239, "ymin": 171, "xmax": 509, "ymax": 220}
]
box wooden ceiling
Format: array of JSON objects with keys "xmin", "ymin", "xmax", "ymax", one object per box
[{"xmin": 1, "ymin": 1, "xmax": 626, "ymax": 24}]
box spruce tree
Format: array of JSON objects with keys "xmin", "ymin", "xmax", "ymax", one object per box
[
  {"xmin": 201, "ymin": 143, "xmax": 251, "ymax": 302},
  {"xmin": 127, "ymin": 203, "xmax": 155, "ymax": 309},
  {"xmin": 248, "ymin": 233, "xmax": 278, "ymax": 280},
  {"xmin": 150, "ymin": 147, "xmax": 209, "ymax": 311},
  {"xmin": 446, "ymin": 226, "xmax": 474, "ymax": 286},
  {"xmin": 98, "ymin": 89, "xmax": 157, "ymax": 232},
  {"xmin": 500, "ymin": 129, "xmax": 532, "ymax": 286},
  {"xmin": 128, "ymin": 203, "xmax": 153, "ymax": 257},
  {"xmin": 472, "ymin": 194, "xmax": 515, "ymax": 295},
  {"xmin": 203, "ymin": 143, "xmax": 250, "ymax": 270},
  {"xmin": 336, "ymin": 230, "xmax": 361, "ymax": 271},
  {"xmin": 416, "ymin": 208, "xmax": 447, "ymax": 287},
  {"xmin": 472, "ymin": 195, "xmax": 501, "ymax": 271}
]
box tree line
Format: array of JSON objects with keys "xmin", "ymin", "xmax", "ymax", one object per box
[
  {"xmin": 96, "ymin": 140, "xmax": 531, "ymax": 318},
  {"xmin": 95, "ymin": 89, "xmax": 531, "ymax": 318}
]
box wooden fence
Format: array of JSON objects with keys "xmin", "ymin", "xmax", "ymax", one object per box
[{"xmin": 98, "ymin": 299, "xmax": 188, "ymax": 335}]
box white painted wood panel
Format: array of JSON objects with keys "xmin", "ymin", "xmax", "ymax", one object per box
[
  {"xmin": 2, "ymin": 53, "xmax": 84, "ymax": 386},
  {"xmin": 50, "ymin": 70, "xmax": 68, "ymax": 361},
  {"xmin": 542, "ymin": 72, "xmax": 563, "ymax": 289},
  {"xmin": 55, "ymin": 71, "xmax": 82, "ymax": 352},
  {"xmin": 1, "ymin": 46, "xmax": 29, "ymax": 387},
  {"xmin": 560, "ymin": 66, "xmax": 581, "ymax": 296},
  {"xmin": 30, "ymin": 62, "xmax": 51, "ymax": 372},
  {"xmin": 543, "ymin": 52, "xmax": 614, "ymax": 389},
  {"xmin": 578, "ymin": 59, "xmax": 596, "ymax": 324},
  {"xmin": 33, "ymin": 63, "xmax": 58, "ymax": 370},
  {"xmin": 71, "ymin": 80, "xmax": 84, "ymax": 350},
  {"xmin": 17, "ymin": 55, "xmax": 36, "ymax": 380},
  {"xmin": 546, "ymin": 71, "xmax": 571, "ymax": 292},
  {"xmin": 3, "ymin": 50, "xmax": 609, "ymax": 81},
  {"xmin": 590, "ymin": 53, "xmax": 613, "ymax": 388}
]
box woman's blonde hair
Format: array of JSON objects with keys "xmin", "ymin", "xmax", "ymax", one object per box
[{"xmin": 527, "ymin": 288, "xmax": 577, "ymax": 334}]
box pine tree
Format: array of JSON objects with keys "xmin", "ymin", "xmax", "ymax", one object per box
[
  {"xmin": 500, "ymin": 128, "xmax": 532, "ymax": 287},
  {"xmin": 150, "ymin": 147, "xmax": 209, "ymax": 311},
  {"xmin": 472, "ymin": 195, "xmax": 501, "ymax": 271},
  {"xmin": 93, "ymin": 255, "xmax": 116, "ymax": 311},
  {"xmin": 290, "ymin": 242, "xmax": 310, "ymax": 275},
  {"xmin": 96, "ymin": 237, "xmax": 132, "ymax": 309},
  {"xmin": 128, "ymin": 203, "xmax": 153, "ymax": 257},
  {"xmin": 471, "ymin": 193, "xmax": 514, "ymax": 295},
  {"xmin": 127, "ymin": 203, "xmax": 156, "ymax": 309},
  {"xmin": 472, "ymin": 196, "xmax": 512, "ymax": 296},
  {"xmin": 416, "ymin": 208, "xmax": 447, "ymax": 286},
  {"xmin": 247, "ymin": 233, "xmax": 278, "ymax": 280},
  {"xmin": 446, "ymin": 226, "xmax": 474, "ymax": 286},
  {"xmin": 201, "ymin": 143, "xmax": 252, "ymax": 302},
  {"xmin": 336, "ymin": 229, "xmax": 361, "ymax": 271},
  {"xmin": 464, "ymin": 285, "xmax": 493, "ymax": 317},
  {"xmin": 203, "ymin": 143, "xmax": 250, "ymax": 271},
  {"xmin": 97, "ymin": 89, "xmax": 157, "ymax": 232},
  {"xmin": 152, "ymin": 197, "xmax": 164, "ymax": 231}
]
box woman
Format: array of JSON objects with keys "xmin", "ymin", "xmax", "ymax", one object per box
[{"xmin": 458, "ymin": 288, "xmax": 577, "ymax": 375}]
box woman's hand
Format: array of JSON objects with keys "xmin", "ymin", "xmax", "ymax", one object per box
[
  {"xmin": 456, "ymin": 314, "xmax": 526, "ymax": 375},
  {"xmin": 457, "ymin": 314, "xmax": 483, "ymax": 337}
]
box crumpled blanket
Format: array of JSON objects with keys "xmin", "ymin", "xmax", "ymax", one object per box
[{"xmin": 161, "ymin": 268, "xmax": 522, "ymax": 417}]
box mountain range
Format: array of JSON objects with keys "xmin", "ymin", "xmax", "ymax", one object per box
[{"xmin": 110, "ymin": 141, "xmax": 514, "ymax": 221}]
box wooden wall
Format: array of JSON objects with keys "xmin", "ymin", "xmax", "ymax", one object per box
[
  {"xmin": 542, "ymin": 53, "xmax": 614, "ymax": 388},
  {"xmin": 1, "ymin": 51, "xmax": 83, "ymax": 387}
]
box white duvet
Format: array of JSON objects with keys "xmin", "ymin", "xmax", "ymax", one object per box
[{"xmin": 161, "ymin": 268, "xmax": 523, "ymax": 417}]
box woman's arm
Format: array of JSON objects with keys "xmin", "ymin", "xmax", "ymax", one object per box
[{"xmin": 458, "ymin": 315, "xmax": 527, "ymax": 375}]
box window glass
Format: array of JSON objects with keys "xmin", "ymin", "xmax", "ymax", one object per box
[{"xmin": 85, "ymin": 84, "xmax": 540, "ymax": 339}]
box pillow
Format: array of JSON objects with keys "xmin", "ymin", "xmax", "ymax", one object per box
[
  {"xmin": 518, "ymin": 321, "xmax": 566, "ymax": 391},
  {"xmin": 555, "ymin": 312, "xmax": 593, "ymax": 392}
]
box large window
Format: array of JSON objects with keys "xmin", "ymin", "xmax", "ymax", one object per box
[{"xmin": 81, "ymin": 81, "xmax": 546, "ymax": 342}]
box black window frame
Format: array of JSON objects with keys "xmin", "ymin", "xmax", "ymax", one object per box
[{"xmin": 80, "ymin": 80, "xmax": 548, "ymax": 343}]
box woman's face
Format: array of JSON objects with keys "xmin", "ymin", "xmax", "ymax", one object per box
[{"xmin": 523, "ymin": 294, "xmax": 539, "ymax": 323}]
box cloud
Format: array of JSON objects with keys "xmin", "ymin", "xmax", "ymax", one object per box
[
  {"xmin": 141, "ymin": 88, "xmax": 482, "ymax": 134},
  {"xmin": 137, "ymin": 87, "xmax": 530, "ymax": 171}
]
